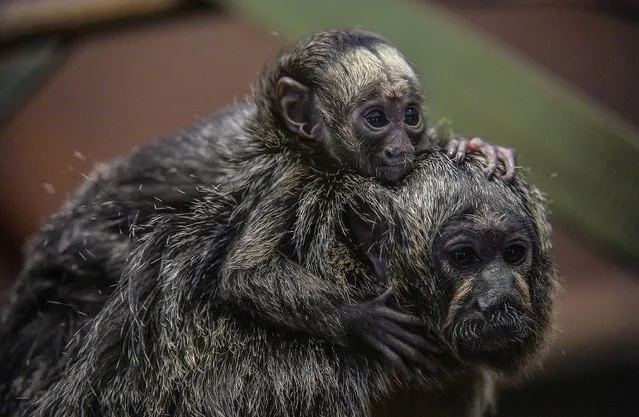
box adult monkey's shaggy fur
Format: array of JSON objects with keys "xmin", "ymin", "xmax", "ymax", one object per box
[
  {"xmin": 27, "ymin": 153, "xmax": 557, "ymax": 417},
  {"xmin": 0, "ymin": 28, "xmax": 518, "ymax": 415}
]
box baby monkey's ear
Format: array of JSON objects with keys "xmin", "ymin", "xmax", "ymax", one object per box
[
  {"xmin": 276, "ymin": 76, "xmax": 325, "ymax": 141},
  {"xmin": 345, "ymin": 203, "xmax": 391, "ymax": 283}
]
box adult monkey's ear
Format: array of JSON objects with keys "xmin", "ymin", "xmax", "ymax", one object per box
[
  {"xmin": 345, "ymin": 204, "xmax": 391, "ymax": 284},
  {"xmin": 276, "ymin": 76, "xmax": 324, "ymax": 141}
]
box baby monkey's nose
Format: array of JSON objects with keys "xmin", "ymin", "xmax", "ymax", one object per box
[{"xmin": 382, "ymin": 145, "xmax": 413, "ymax": 164}]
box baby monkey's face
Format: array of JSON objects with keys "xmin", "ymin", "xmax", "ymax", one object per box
[
  {"xmin": 434, "ymin": 209, "xmax": 540, "ymax": 371},
  {"xmin": 348, "ymin": 91, "xmax": 426, "ymax": 184},
  {"xmin": 313, "ymin": 44, "xmax": 431, "ymax": 184}
]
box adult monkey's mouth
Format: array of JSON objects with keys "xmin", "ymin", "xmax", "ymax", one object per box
[{"xmin": 452, "ymin": 310, "xmax": 537, "ymax": 370}]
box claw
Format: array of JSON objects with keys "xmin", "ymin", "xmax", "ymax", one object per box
[
  {"xmin": 446, "ymin": 139, "xmax": 459, "ymax": 159},
  {"xmin": 454, "ymin": 138, "xmax": 469, "ymax": 164},
  {"xmin": 497, "ymin": 146, "xmax": 517, "ymax": 181},
  {"xmin": 468, "ymin": 137, "xmax": 498, "ymax": 179}
]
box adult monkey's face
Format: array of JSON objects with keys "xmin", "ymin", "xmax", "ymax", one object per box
[{"xmin": 433, "ymin": 206, "xmax": 545, "ymax": 371}]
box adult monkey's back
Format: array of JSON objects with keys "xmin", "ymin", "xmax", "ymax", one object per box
[{"xmin": 31, "ymin": 152, "xmax": 558, "ymax": 417}]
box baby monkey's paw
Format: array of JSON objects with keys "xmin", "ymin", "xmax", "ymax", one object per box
[
  {"xmin": 447, "ymin": 136, "xmax": 517, "ymax": 181},
  {"xmin": 344, "ymin": 289, "xmax": 461, "ymax": 382}
]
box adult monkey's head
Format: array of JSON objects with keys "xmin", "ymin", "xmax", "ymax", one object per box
[
  {"xmin": 257, "ymin": 28, "xmax": 429, "ymax": 184},
  {"xmin": 349, "ymin": 153, "xmax": 559, "ymax": 377}
]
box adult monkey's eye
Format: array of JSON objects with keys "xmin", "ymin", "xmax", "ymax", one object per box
[
  {"xmin": 503, "ymin": 244, "xmax": 527, "ymax": 265},
  {"xmin": 404, "ymin": 107, "xmax": 420, "ymax": 126},
  {"xmin": 364, "ymin": 110, "xmax": 388, "ymax": 128},
  {"xmin": 449, "ymin": 247, "xmax": 479, "ymax": 268}
]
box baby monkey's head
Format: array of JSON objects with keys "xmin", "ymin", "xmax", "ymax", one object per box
[{"xmin": 259, "ymin": 28, "xmax": 430, "ymax": 183}]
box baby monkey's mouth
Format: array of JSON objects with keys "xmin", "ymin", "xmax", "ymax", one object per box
[{"xmin": 375, "ymin": 159, "xmax": 414, "ymax": 183}]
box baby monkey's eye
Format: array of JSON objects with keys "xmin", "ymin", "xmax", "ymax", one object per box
[
  {"xmin": 503, "ymin": 244, "xmax": 527, "ymax": 265},
  {"xmin": 404, "ymin": 107, "xmax": 420, "ymax": 126},
  {"xmin": 364, "ymin": 110, "xmax": 388, "ymax": 128},
  {"xmin": 449, "ymin": 247, "xmax": 479, "ymax": 268}
]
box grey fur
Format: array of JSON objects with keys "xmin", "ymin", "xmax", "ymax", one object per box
[{"xmin": 0, "ymin": 28, "xmax": 554, "ymax": 416}]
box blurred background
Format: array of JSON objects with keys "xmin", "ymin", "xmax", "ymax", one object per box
[{"xmin": 0, "ymin": 0, "xmax": 638, "ymax": 415}]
